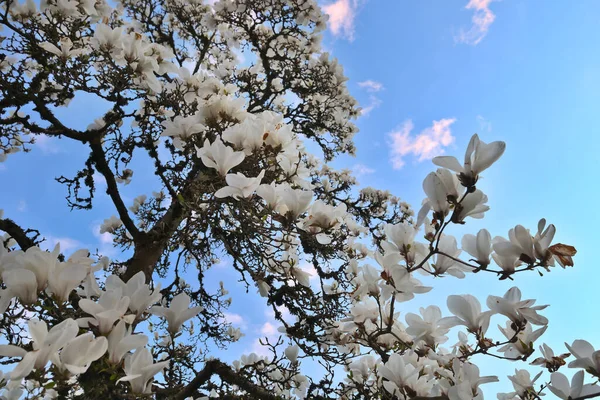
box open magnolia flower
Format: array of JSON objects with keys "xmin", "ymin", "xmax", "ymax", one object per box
[
  {"xmin": 149, "ymin": 292, "xmax": 204, "ymax": 334},
  {"xmin": 433, "ymin": 134, "xmax": 506, "ymax": 186}
]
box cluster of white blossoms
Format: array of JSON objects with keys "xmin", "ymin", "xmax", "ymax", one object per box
[
  {"xmin": 0, "ymin": 0, "xmax": 597, "ymax": 398},
  {"xmin": 0, "ymin": 248, "xmax": 202, "ymax": 398}
]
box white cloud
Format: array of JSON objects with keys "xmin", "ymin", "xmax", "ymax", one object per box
[
  {"xmin": 42, "ymin": 236, "xmax": 81, "ymax": 253},
  {"xmin": 455, "ymin": 0, "xmax": 496, "ymax": 45},
  {"xmin": 92, "ymin": 224, "xmax": 113, "ymax": 245},
  {"xmin": 260, "ymin": 321, "xmax": 278, "ymax": 336},
  {"xmin": 322, "ymin": 0, "xmax": 360, "ymax": 41},
  {"xmin": 476, "ymin": 115, "xmax": 492, "ymax": 132},
  {"xmin": 388, "ymin": 118, "xmax": 457, "ymax": 169},
  {"xmin": 17, "ymin": 200, "xmax": 27, "ymax": 212},
  {"xmin": 222, "ymin": 312, "xmax": 247, "ymax": 329},
  {"xmin": 359, "ymin": 95, "xmax": 382, "ymax": 117},
  {"xmin": 352, "ymin": 163, "xmax": 375, "ymax": 177},
  {"xmin": 358, "ymin": 80, "xmax": 384, "ymax": 92},
  {"xmin": 34, "ymin": 134, "xmax": 62, "ymax": 154}
]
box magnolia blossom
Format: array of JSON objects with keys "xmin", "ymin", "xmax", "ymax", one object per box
[
  {"xmin": 566, "ymin": 340, "xmax": 600, "ymax": 376},
  {"xmin": 498, "ymin": 369, "xmax": 543, "ymax": 400},
  {"xmin": 405, "ymin": 306, "xmax": 450, "ymax": 347},
  {"xmin": 497, "ymin": 322, "xmax": 547, "ymax": 358},
  {"xmin": 100, "ymin": 215, "xmax": 122, "ymax": 234},
  {"xmin": 78, "ymin": 288, "xmax": 134, "ymax": 334},
  {"xmin": 285, "ymin": 345, "xmax": 300, "ymax": 364},
  {"xmin": 441, "ymin": 294, "xmax": 491, "ymax": 336},
  {"xmin": 107, "ymin": 321, "xmax": 148, "ymax": 364},
  {"xmin": 51, "ymin": 333, "xmax": 108, "ymax": 375},
  {"xmin": 117, "ymin": 348, "xmax": 169, "ymax": 394},
  {"xmin": 493, "ymin": 224, "xmax": 536, "ymax": 264},
  {"xmin": 421, "ymin": 168, "xmax": 463, "ymax": 217},
  {"xmin": 0, "ymin": 319, "xmax": 78, "ymax": 380},
  {"xmin": 430, "ymin": 235, "xmax": 467, "ymax": 278},
  {"xmin": 214, "ymin": 171, "xmax": 265, "ymax": 199},
  {"xmin": 443, "ymin": 360, "xmax": 498, "ymax": 400},
  {"xmin": 530, "ymin": 343, "xmax": 570, "ymax": 371},
  {"xmin": 196, "ymin": 138, "xmax": 245, "ymax": 176},
  {"xmin": 39, "ymin": 38, "xmax": 87, "ymax": 59},
  {"xmin": 548, "ymin": 370, "xmax": 600, "ymax": 399},
  {"xmin": 106, "ymin": 271, "xmax": 162, "ymax": 317},
  {"xmin": 433, "ymin": 134, "xmax": 506, "ymax": 185},
  {"xmin": 486, "ymin": 286, "xmax": 548, "ymax": 326},
  {"xmin": 461, "ymin": 229, "xmax": 492, "ymax": 267},
  {"xmin": 149, "ymin": 293, "xmax": 203, "ymax": 334}
]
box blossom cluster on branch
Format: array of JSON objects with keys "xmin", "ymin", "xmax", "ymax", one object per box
[{"xmin": 0, "ymin": 0, "xmax": 596, "ymax": 399}]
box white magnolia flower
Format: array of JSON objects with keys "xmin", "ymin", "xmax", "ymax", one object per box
[
  {"xmin": 51, "ymin": 333, "xmax": 108, "ymax": 375},
  {"xmin": 276, "ymin": 185, "xmax": 313, "ymax": 218},
  {"xmin": 430, "ymin": 235, "xmax": 467, "ymax": 278},
  {"xmin": 533, "ymin": 218, "xmax": 557, "ymax": 266},
  {"xmin": 47, "ymin": 253, "xmax": 89, "ymax": 302},
  {"xmin": 285, "ymin": 345, "xmax": 300, "ymax": 364},
  {"xmin": 422, "ymin": 168, "xmax": 463, "ymax": 217},
  {"xmin": 530, "ymin": 343, "xmax": 570, "ymax": 370},
  {"xmin": 383, "ymin": 221, "xmax": 416, "ymax": 254},
  {"xmin": 498, "ymin": 369, "xmax": 543, "ymax": 400},
  {"xmin": 377, "ymin": 353, "xmax": 419, "ymax": 396},
  {"xmin": 493, "ymin": 224, "xmax": 536, "ymax": 264},
  {"xmin": 91, "ymin": 24, "xmax": 124, "ymax": 52},
  {"xmin": 433, "ymin": 134, "xmax": 506, "ymax": 185},
  {"xmin": 461, "ymin": 229, "xmax": 492, "ymax": 267},
  {"xmin": 487, "ymin": 287, "xmax": 548, "ymax": 326},
  {"xmin": 497, "ymin": 322, "xmax": 547, "ymax": 358},
  {"xmin": 1, "ymin": 268, "xmax": 38, "ymax": 307},
  {"xmin": 549, "ymin": 370, "xmax": 600, "ymax": 399},
  {"xmin": 454, "ymin": 189, "xmax": 489, "ymax": 222},
  {"xmin": 445, "ymin": 360, "xmax": 498, "ymax": 400},
  {"xmin": 196, "ymin": 138, "xmax": 245, "ymax": 176},
  {"xmin": 39, "ymin": 38, "xmax": 87, "ymax": 59},
  {"xmin": 107, "ymin": 320, "xmax": 149, "ymax": 364},
  {"xmin": 441, "ymin": 294, "xmax": 491, "ymax": 336},
  {"xmin": 301, "ymin": 200, "xmax": 347, "ymax": 244},
  {"xmin": 78, "ymin": 288, "xmax": 134, "ymax": 334},
  {"xmin": 100, "ymin": 215, "xmax": 122, "ymax": 234},
  {"xmin": 214, "ymin": 171, "xmax": 265, "ymax": 199},
  {"xmin": 0, "ymin": 318, "xmax": 78, "ymax": 380},
  {"xmin": 106, "ymin": 271, "xmax": 161, "ymax": 317},
  {"xmin": 405, "ymin": 305, "xmax": 450, "ymax": 347},
  {"xmin": 117, "ymin": 348, "xmax": 169, "ymax": 393},
  {"xmin": 566, "ymin": 340, "xmax": 600, "ymax": 375},
  {"xmin": 161, "ymin": 115, "xmax": 206, "ymax": 144},
  {"xmin": 149, "ymin": 293, "xmax": 203, "ymax": 334}
]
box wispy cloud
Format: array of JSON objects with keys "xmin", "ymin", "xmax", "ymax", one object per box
[
  {"xmin": 41, "ymin": 236, "xmax": 81, "ymax": 253},
  {"xmin": 476, "ymin": 115, "xmax": 492, "ymax": 132},
  {"xmin": 359, "ymin": 95, "xmax": 382, "ymax": 117},
  {"xmin": 455, "ymin": 0, "xmax": 496, "ymax": 45},
  {"xmin": 17, "ymin": 200, "xmax": 27, "ymax": 212},
  {"xmin": 221, "ymin": 312, "xmax": 247, "ymax": 329},
  {"xmin": 322, "ymin": 0, "xmax": 359, "ymax": 41},
  {"xmin": 34, "ymin": 134, "xmax": 62, "ymax": 154},
  {"xmin": 352, "ymin": 163, "xmax": 375, "ymax": 177},
  {"xmin": 358, "ymin": 80, "xmax": 384, "ymax": 92},
  {"xmin": 388, "ymin": 118, "xmax": 457, "ymax": 169}
]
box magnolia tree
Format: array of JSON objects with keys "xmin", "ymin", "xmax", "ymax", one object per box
[{"xmin": 0, "ymin": 0, "xmax": 596, "ymax": 399}]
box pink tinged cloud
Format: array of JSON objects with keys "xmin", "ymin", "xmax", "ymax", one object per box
[
  {"xmin": 388, "ymin": 118, "xmax": 457, "ymax": 169},
  {"xmin": 455, "ymin": 0, "xmax": 496, "ymax": 45},
  {"xmin": 323, "ymin": 0, "xmax": 357, "ymax": 41}
]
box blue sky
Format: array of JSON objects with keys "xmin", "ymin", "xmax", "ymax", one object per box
[{"xmin": 1, "ymin": 0, "xmax": 600, "ymax": 395}]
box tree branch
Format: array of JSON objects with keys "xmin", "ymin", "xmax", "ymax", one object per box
[
  {"xmin": 172, "ymin": 359, "xmax": 283, "ymax": 400},
  {"xmin": 0, "ymin": 218, "xmax": 38, "ymax": 250}
]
